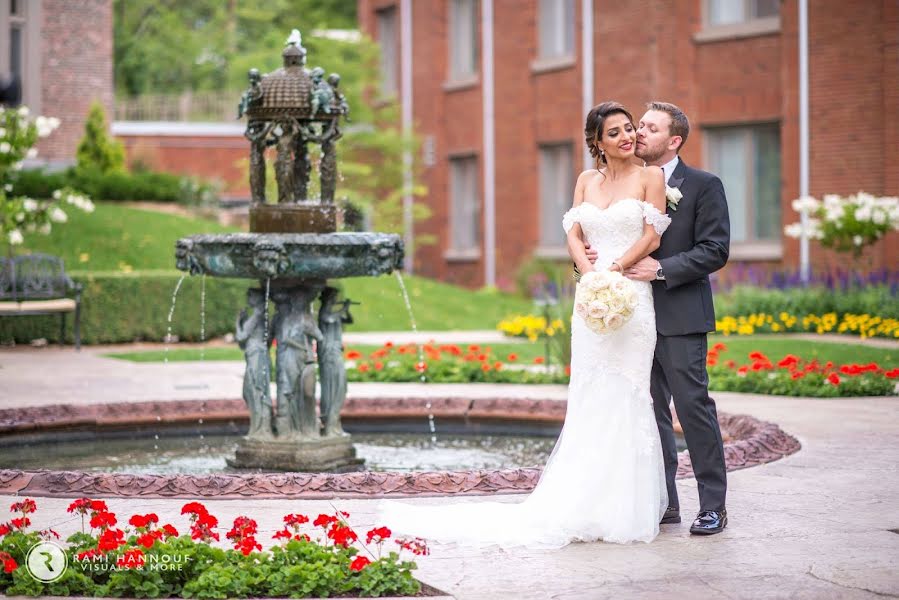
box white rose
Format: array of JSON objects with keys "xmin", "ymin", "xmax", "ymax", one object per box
[
  {"xmin": 49, "ymin": 207, "xmax": 68, "ymax": 223},
  {"xmin": 3, "ymin": 184, "xmax": 11, "ymax": 192},
  {"xmin": 8, "ymin": 229, "xmax": 23, "ymax": 245},
  {"xmin": 588, "ymin": 300, "xmax": 609, "ymax": 319},
  {"xmin": 81, "ymin": 199, "xmax": 95, "ymax": 213},
  {"xmin": 0, "ymin": 142, "xmax": 10, "ymax": 153},
  {"xmin": 625, "ymin": 290, "xmax": 639, "ymax": 309},
  {"xmin": 791, "ymin": 196, "xmax": 820, "ymax": 213},
  {"xmin": 23, "ymin": 198, "xmax": 38, "ymax": 212},
  {"xmin": 575, "ymin": 302, "xmax": 588, "ymax": 317},
  {"xmin": 853, "ymin": 235, "xmax": 863, "ymax": 246},
  {"xmin": 48, "ymin": 117, "xmax": 61, "ymax": 130},
  {"xmin": 53, "ymin": 189, "xmax": 62, "ymax": 200},
  {"xmin": 580, "ymin": 271, "xmax": 598, "ymax": 287},
  {"xmin": 17, "ymin": 106, "xmax": 29, "ymax": 117},
  {"xmin": 824, "ymin": 205, "xmax": 844, "ymax": 222},
  {"xmin": 610, "ymin": 278, "xmax": 628, "ymax": 294},
  {"xmin": 872, "ymin": 210, "xmax": 887, "ymax": 225},
  {"xmin": 603, "ymin": 313, "xmax": 624, "ymax": 330},
  {"xmin": 855, "ymin": 205, "xmax": 872, "ymax": 222}
]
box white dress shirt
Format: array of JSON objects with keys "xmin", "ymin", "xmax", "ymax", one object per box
[{"xmin": 660, "ymin": 155, "xmax": 680, "ymax": 185}]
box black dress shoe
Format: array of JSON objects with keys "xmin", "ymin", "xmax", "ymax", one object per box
[
  {"xmin": 690, "ymin": 510, "xmax": 727, "ymax": 535},
  {"xmin": 660, "ymin": 506, "xmax": 681, "ymax": 524}
]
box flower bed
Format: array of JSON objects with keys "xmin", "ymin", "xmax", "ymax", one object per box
[
  {"xmin": 344, "ymin": 342, "xmax": 898, "ymax": 397},
  {"xmin": 715, "ymin": 312, "xmax": 899, "ymax": 339},
  {"xmin": 0, "ymin": 499, "xmax": 427, "ymax": 598}
]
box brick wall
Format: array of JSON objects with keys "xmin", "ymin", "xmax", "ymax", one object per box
[{"xmin": 37, "ymin": 0, "xmax": 114, "ymax": 163}]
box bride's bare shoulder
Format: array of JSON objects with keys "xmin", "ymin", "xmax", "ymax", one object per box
[{"xmin": 639, "ymin": 165, "xmax": 664, "ymax": 182}]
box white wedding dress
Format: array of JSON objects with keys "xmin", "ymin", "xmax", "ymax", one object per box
[{"xmin": 378, "ymin": 198, "xmax": 671, "ymax": 548}]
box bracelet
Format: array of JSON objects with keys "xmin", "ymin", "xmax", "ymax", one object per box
[{"xmin": 611, "ymin": 260, "xmax": 623, "ymax": 272}]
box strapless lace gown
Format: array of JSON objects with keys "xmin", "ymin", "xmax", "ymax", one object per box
[{"xmin": 378, "ymin": 199, "xmax": 671, "ymax": 547}]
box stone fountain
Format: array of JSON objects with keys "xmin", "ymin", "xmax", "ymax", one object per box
[{"xmin": 175, "ymin": 29, "xmax": 403, "ymax": 472}]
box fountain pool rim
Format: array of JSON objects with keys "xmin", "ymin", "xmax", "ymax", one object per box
[{"xmin": 0, "ymin": 396, "xmax": 801, "ymax": 499}]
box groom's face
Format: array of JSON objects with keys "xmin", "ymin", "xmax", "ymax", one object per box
[{"xmin": 636, "ymin": 110, "xmax": 676, "ymax": 163}]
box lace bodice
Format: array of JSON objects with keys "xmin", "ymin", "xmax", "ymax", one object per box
[{"xmin": 562, "ymin": 198, "xmax": 670, "ymax": 267}]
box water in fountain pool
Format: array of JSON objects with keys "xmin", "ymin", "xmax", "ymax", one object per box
[{"xmin": 0, "ymin": 433, "xmax": 559, "ymax": 474}]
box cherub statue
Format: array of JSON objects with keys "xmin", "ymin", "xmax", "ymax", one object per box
[
  {"xmin": 310, "ymin": 67, "xmax": 334, "ymax": 115},
  {"xmin": 237, "ymin": 68, "xmax": 263, "ymax": 119},
  {"xmin": 327, "ymin": 73, "xmax": 350, "ymax": 121}
]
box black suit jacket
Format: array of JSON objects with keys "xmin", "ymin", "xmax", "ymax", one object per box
[{"xmin": 651, "ymin": 159, "xmax": 730, "ymax": 337}]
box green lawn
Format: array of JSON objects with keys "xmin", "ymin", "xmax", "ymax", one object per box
[
  {"xmin": 106, "ymin": 335, "xmax": 899, "ymax": 368},
  {"xmin": 20, "ymin": 202, "xmax": 237, "ymax": 272}
]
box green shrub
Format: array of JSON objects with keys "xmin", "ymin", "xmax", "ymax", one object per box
[
  {"xmin": 0, "ymin": 271, "xmax": 247, "ymax": 345},
  {"xmin": 11, "ymin": 168, "xmax": 218, "ymax": 205},
  {"xmin": 76, "ymin": 102, "xmax": 125, "ymax": 174},
  {"xmin": 714, "ymin": 285, "xmax": 899, "ymax": 319}
]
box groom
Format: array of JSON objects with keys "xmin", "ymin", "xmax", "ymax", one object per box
[{"xmin": 587, "ymin": 102, "xmax": 729, "ymax": 534}]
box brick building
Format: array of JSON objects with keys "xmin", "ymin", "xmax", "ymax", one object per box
[
  {"xmin": 359, "ymin": 0, "xmax": 898, "ymax": 288},
  {"xmin": 1, "ymin": 0, "xmax": 114, "ymax": 165}
]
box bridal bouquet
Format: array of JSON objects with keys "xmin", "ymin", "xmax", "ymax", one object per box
[{"xmin": 574, "ymin": 270, "xmax": 639, "ymax": 334}]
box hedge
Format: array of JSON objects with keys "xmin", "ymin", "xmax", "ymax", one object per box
[
  {"xmin": 714, "ymin": 284, "xmax": 899, "ymax": 319},
  {"xmin": 10, "ymin": 168, "xmax": 217, "ymax": 205},
  {"xmin": 0, "ymin": 271, "xmax": 247, "ymax": 345}
]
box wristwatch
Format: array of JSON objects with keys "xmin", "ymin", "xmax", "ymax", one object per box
[{"xmin": 655, "ymin": 266, "xmax": 665, "ymax": 281}]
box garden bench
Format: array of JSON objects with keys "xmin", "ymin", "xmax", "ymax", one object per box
[{"xmin": 0, "ymin": 253, "xmax": 82, "ymax": 350}]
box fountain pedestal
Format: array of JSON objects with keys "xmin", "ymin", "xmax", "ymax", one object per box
[{"xmin": 227, "ymin": 436, "xmax": 364, "ymax": 473}]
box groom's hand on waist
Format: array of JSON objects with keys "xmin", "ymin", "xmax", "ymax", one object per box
[
  {"xmin": 625, "ymin": 257, "xmax": 660, "ymax": 282},
  {"xmin": 585, "ymin": 243, "xmax": 598, "ymax": 265}
]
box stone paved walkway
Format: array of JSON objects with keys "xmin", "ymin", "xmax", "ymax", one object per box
[{"xmin": 1, "ymin": 346, "xmax": 898, "ymax": 598}]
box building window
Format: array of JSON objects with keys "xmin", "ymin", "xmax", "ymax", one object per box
[
  {"xmin": 449, "ymin": 0, "xmax": 478, "ymax": 79},
  {"xmin": 539, "ymin": 143, "xmax": 574, "ymax": 248},
  {"xmin": 376, "ymin": 7, "xmax": 398, "ymax": 98},
  {"xmin": 538, "ymin": 0, "xmax": 575, "ymax": 59},
  {"xmin": 449, "ymin": 156, "xmax": 480, "ymax": 253},
  {"xmin": 705, "ymin": 125, "xmax": 781, "ymax": 244},
  {"xmin": 706, "ymin": 0, "xmax": 778, "ymax": 26}
]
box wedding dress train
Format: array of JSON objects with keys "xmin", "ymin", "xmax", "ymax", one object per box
[{"xmin": 378, "ymin": 199, "xmax": 671, "ymax": 548}]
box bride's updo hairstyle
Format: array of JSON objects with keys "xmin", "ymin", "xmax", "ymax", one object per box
[{"xmin": 585, "ymin": 101, "xmax": 635, "ymax": 167}]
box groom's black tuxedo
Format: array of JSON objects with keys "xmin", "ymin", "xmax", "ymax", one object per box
[{"xmin": 649, "ymin": 158, "xmax": 729, "ymax": 514}]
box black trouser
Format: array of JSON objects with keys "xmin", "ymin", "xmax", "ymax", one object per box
[{"xmin": 650, "ymin": 333, "xmax": 727, "ymax": 512}]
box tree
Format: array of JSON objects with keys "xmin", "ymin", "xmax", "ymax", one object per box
[{"xmin": 76, "ymin": 102, "xmax": 126, "ymax": 174}]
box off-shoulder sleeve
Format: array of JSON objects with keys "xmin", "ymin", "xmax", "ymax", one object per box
[
  {"xmin": 561, "ymin": 205, "xmax": 581, "ymax": 234},
  {"xmin": 641, "ymin": 202, "xmax": 671, "ymax": 235}
]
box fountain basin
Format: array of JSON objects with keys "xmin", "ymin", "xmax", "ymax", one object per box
[
  {"xmin": 175, "ymin": 232, "xmax": 404, "ymax": 280},
  {"xmin": 0, "ymin": 396, "xmax": 801, "ymax": 499}
]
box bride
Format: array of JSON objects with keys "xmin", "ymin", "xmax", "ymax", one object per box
[{"xmin": 378, "ymin": 101, "xmax": 671, "ymax": 548}]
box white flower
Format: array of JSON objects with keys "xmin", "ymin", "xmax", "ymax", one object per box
[
  {"xmin": 791, "ymin": 196, "xmax": 821, "ymax": 213},
  {"xmin": 39, "ymin": 223, "xmax": 52, "ymax": 235},
  {"xmin": 8, "ymin": 230, "xmax": 23, "ymax": 245},
  {"xmin": 784, "ymin": 223, "xmax": 803, "ymax": 239},
  {"xmin": 23, "ymin": 198, "xmax": 37, "ymax": 212},
  {"xmin": 853, "ymin": 235, "xmax": 863, "ymax": 246},
  {"xmin": 872, "ymin": 210, "xmax": 887, "ymax": 225},
  {"xmin": 3, "ymin": 184, "xmax": 11, "ymax": 192},
  {"xmin": 14, "ymin": 212, "xmax": 24, "ymax": 222},
  {"xmin": 665, "ymin": 186, "xmax": 682, "ymax": 211},
  {"xmin": 603, "ymin": 313, "xmax": 624, "ymax": 330},
  {"xmin": 0, "ymin": 142, "xmax": 10, "ymax": 153},
  {"xmin": 587, "ymin": 300, "xmax": 609, "ymax": 319},
  {"xmin": 17, "ymin": 106, "xmax": 29, "ymax": 117},
  {"xmin": 580, "ymin": 271, "xmax": 599, "ymax": 287},
  {"xmin": 855, "ymin": 205, "xmax": 872, "ymax": 222},
  {"xmin": 35, "ymin": 115, "xmax": 60, "ymax": 138},
  {"xmin": 52, "ymin": 189, "xmax": 62, "ymax": 200},
  {"xmin": 12, "ymin": 162, "xmax": 22, "ymax": 171},
  {"xmin": 824, "ymin": 205, "xmax": 844, "ymax": 222},
  {"xmin": 0, "ymin": 127, "xmax": 5, "ymax": 137},
  {"xmin": 25, "ymin": 148, "xmax": 37, "ymax": 159},
  {"xmin": 49, "ymin": 207, "xmax": 68, "ymax": 223}
]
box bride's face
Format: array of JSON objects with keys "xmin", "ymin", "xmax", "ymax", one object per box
[{"xmin": 597, "ymin": 113, "xmax": 636, "ymax": 162}]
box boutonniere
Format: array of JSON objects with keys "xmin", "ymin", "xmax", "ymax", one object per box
[{"xmin": 665, "ymin": 186, "xmax": 682, "ymax": 211}]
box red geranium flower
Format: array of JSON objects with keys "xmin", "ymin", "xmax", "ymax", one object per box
[
  {"xmin": 284, "ymin": 514, "xmax": 309, "ymax": 527},
  {"xmin": 181, "ymin": 502, "xmax": 208, "ymax": 516},
  {"xmin": 349, "ymin": 556, "xmax": 371, "ymax": 571},
  {"xmin": 345, "ymin": 350, "xmax": 362, "ymax": 360},
  {"xmin": 0, "ymin": 551, "xmax": 17, "ymax": 574},
  {"xmin": 507, "ymin": 353, "xmax": 518, "ymax": 361},
  {"xmin": 827, "ymin": 373, "xmax": 841, "ymax": 385},
  {"xmin": 358, "ymin": 362, "xmax": 370, "ymax": 372},
  {"xmin": 90, "ymin": 512, "xmax": 117, "ymax": 530},
  {"xmin": 737, "ymin": 366, "xmax": 749, "ymax": 376},
  {"xmin": 366, "ymin": 526, "xmax": 392, "ymax": 544},
  {"xmin": 313, "ymin": 514, "xmax": 337, "ymax": 528},
  {"xmin": 161, "ymin": 524, "xmax": 179, "ymax": 537},
  {"xmin": 128, "ymin": 513, "xmax": 159, "ymax": 529},
  {"xmin": 534, "ymin": 356, "xmax": 545, "ymax": 365},
  {"xmin": 67, "ymin": 498, "xmax": 93, "ymax": 514},
  {"xmin": 327, "ymin": 524, "xmax": 358, "ymax": 547},
  {"xmin": 791, "ymin": 372, "xmax": 805, "ymax": 380},
  {"xmin": 98, "ymin": 528, "xmax": 125, "ymax": 551},
  {"xmin": 9, "ymin": 517, "xmax": 30, "ymax": 530},
  {"xmin": 481, "ymin": 363, "xmax": 491, "ymax": 372},
  {"xmin": 415, "ymin": 361, "xmax": 428, "ymax": 372},
  {"xmin": 116, "ymin": 548, "xmax": 145, "ymax": 569},
  {"xmin": 777, "ymin": 355, "xmax": 800, "ymax": 368},
  {"xmin": 10, "ymin": 499, "xmax": 36, "ymax": 514},
  {"xmin": 137, "ymin": 531, "xmax": 162, "ymax": 549},
  {"xmin": 0, "ymin": 524, "xmax": 10, "ymax": 537},
  {"xmin": 885, "ymin": 369, "xmax": 899, "ymax": 379}
]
